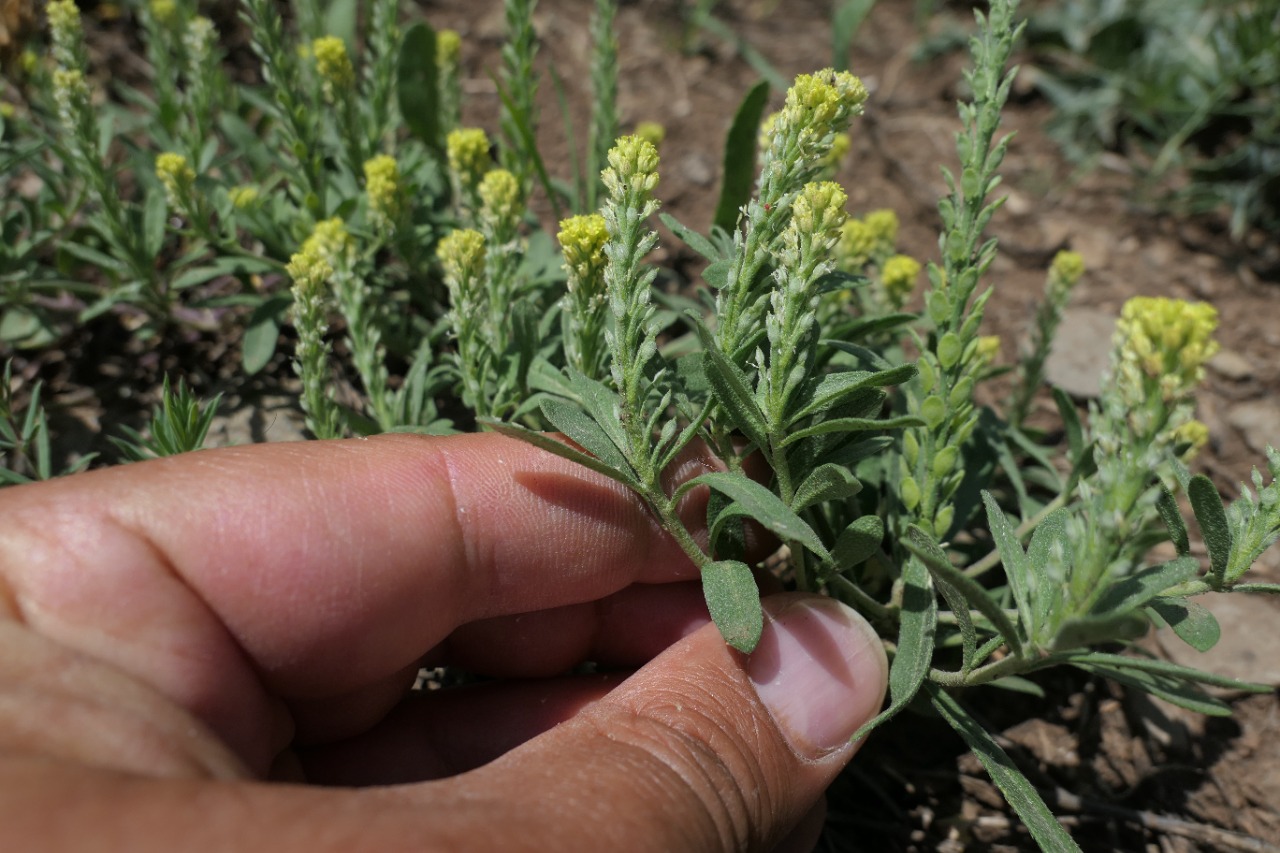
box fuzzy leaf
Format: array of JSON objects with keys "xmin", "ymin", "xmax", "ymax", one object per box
[
  {"xmin": 702, "ymin": 559, "xmax": 763, "ymax": 653},
  {"xmin": 1051, "ymin": 387, "xmax": 1084, "ymax": 468},
  {"xmin": 702, "ymin": 259, "xmax": 733, "ymax": 289},
  {"xmin": 780, "ymin": 414, "xmax": 923, "ymax": 446},
  {"xmin": 142, "ymin": 189, "xmax": 167, "ymax": 260},
  {"xmin": 1025, "ymin": 507, "xmax": 1068, "ymax": 633},
  {"xmin": 792, "ymin": 463, "xmax": 862, "ymax": 510},
  {"xmin": 539, "ymin": 398, "xmax": 636, "ymax": 484},
  {"xmin": 659, "ymin": 212, "xmax": 722, "ymax": 262},
  {"xmin": 686, "ymin": 471, "xmax": 830, "ymax": 561},
  {"xmin": 928, "ymin": 684, "xmax": 1082, "ymax": 853},
  {"xmin": 1051, "ymin": 612, "xmax": 1149, "ymax": 651},
  {"xmin": 398, "ymin": 23, "xmax": 441, "ymax": 149},
  {"xmin": 559, "ymin": 370, "xmax": 634, "ymax": 469},
  {"xmin": 1068, "ymin": 662, "xmax": 1232, "ymax": 716},
  {"xmin": 694, "ymin": 322, "xmax": 770, "ymax": 454},
  {"xmin": 1233, "ymin": 583, "xmax": 1280, "ymax": 594},
  {"xmin": 1147, "ymin": 597, "xmax": 1221, "ymax": 652},
  {"xmin": 1091, "ymin": 556, "xmax": 1199, "ymax": 616},
  {"xmin": 826, "ymin": 516, "xmax": 883, "ymax": 574},
  {"xmin": 714, "ymin": 80, "xmax": 771, "ymax": 233},
  {"xmin": 788, "ymin": 364, "xmax": 916, "ymax": 424},
  {"xmin": 853, "ymin": 555, "xmax": 936, "ymax": 741},
  {"xmin": 904, "ymin": 525, "xmax": 1023, "ymax": 657},
  {"xmin": 1059, "ymin": 651, "xmax": 1271, "ymax": 693},
  {"xmin": 1189, "ymin": 475, "xmax": 1232, "ymax": 584},
  {"xmin": 241, "ymin": 295, "xmax": 290, "ymax": 376},
  {"xmin": 482, "ymin": 420, "xmax": 640, "ymax": 492},
  {"xmin": 982, "ymin": 492, "xmax": 1037, "ymax": 637},
  {"xmin": 1156, "ymin": 488, "xmax": 1191, "ymax": 557}
]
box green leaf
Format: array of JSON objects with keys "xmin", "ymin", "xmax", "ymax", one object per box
[
  {"xmin": 685, "ymin": 471, "xmax": 830, "ymax": 562},
  {"xmin": 1188, "ymin": 474, "xmax": 1232, "ymax": 584},
  {"xmin": 559, "ymin": 369, "xmax": 634, "ymax": 470},
  {"xmin": 1067, "ymin": 662, "xmax": 1233, "ymax": 716},
  {"xmin": 904, "ymin": 525, "xmax": 1024, "ymax": 658},
  {"xmin": 170, "ymin": 256, "xmax": 280, "ymax": 290},
  {"xmin": 1156, "ymin": 488, "xmax": 1191, "ymax": 557},
  {"xmin": 324, "ymin": 0, "xmax": 359, "ymax": 47},
  {"xmin": 1052, "ymin": 387, "xmax": 1083, "ymax": 466},
  {"xmin": 1051, "ymin": 612, "xmax": 1149, "ymax": 651},
  {"xmin": 1091, "ymin": 556, "xmax": 1199, "ymax": 616},
  {"xmin": 826, "ymin": 515, "xmax": 883, "ymax": 574},
  {"xmin": 701, "ymin": 559, "xmax": 763, "ymax": 653},
  {"xmin": 539, "ymin": 398, "xmax": 637, "ymax": 486},
  {"xmin": 658, "ymin": 212, "xmax": 721, "ymax": 262},
  {"xmin": 702, "ymin": 259, "xmax": 732, "ymax": 289},
  {"xmin": 792, "ymin": 463, "xmax": 862, "ymax": 510},
  {"xmin": 714, "ymin": 79, "xmax": 770, "ymax": 233},
  {"xmin": 928, "ymin": 684, "xmax": 1082, "ymax": 853},
  {"xmin": 831, "ymin": 0, "xmax": 875, "ymax": 71},
  {"xmin": 988, "ymin": 676, "xmax": 1045, "ymax": 697},
  {"xmin": 1025, "ymin": 507, "xmax": 1068, "ymax": 633},
  {"xmin": 142, "ymin": 189, "xmax": 167, "ymax": 260},
  {"xmin": 241, "ymin": 295, "xmax": 289, "ymax": 375},
  {"xmin": 780, "ymin": 414, "xmax": 923, "ymax": 446},
  {"xmin": 788, "ymin": 364, "xmax": 916, "ymax": 425},
  {"xmin": 694, "ymin": 321, "xmax": 770, "ymax": 454},
  {"xmin": 1148, "ymin": 597, "xmax": 1220, "ymax": 653},
  {"xmin": 481, "ymin": 419, "xmax": 641, "ymax": 492},
  {"xmin": 853, "ymin": 554, "xmax": 936, "ymax": 741},
  {"xmin": 398, "ymin": 23, "xmax": 441, "ymax": 149},
  {"xmin": 1232, "ymin": 583, "xmax": 1280, "ymax": 594},
  {"xmin": 982, "ymin": 491, "xmax": 1037, "ymax": 637}
]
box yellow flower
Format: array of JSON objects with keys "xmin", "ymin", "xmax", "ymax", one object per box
[
  {"xmin": 437, "ymin": 228, "xmax": 486, "ymax": 288},
  {"xmin": 304, "ymin": 217, "xmax": 354, "ymax": 264},
  {"xmin": 363, "ymin": 154, "xmax": 403, "ymax": 228},
  {"xmin": 312, "ymin": 36, "xmax": 354, "ymax": 96},
  {"xmin": 881, "ymin": 254, "xmax": 922, "ymax": 308},
  {"xmin": 0, "ymin": 103, "xmax": 15, "ymax": 119},
  {"xmin": 1115, "ymin": 296, "xmax": 1219, "ymax": 397},
  {"xmin": 436, "ymin": 29, "xmax": 461, "ymax": 67},
  {"xmin": 782, "ymin": 69, "xmax": 868, "ymax": 131},
  {"xmin": 557, "ymin": 213, "xmax": 609, "ymax": 290},
  {"xmin": 758, "ymin": 111, "xmax": 779, "ymax": 152},
  {"xmin": 149, "ymin": 0, "xmax": 178, "ymax": 25},
  {"xmin": 864, "ymin": 209, "xmax": 899, "ymax": 247},
  {"xmin": 1172, "ymin": 419, "xmax": 1209, "ymax": 460},
  {"xmin": 227, "ymin": 185, "xmax": 260, "ymax": 210},
  {"xmin": 478, "ymin": 168, "xmax": 522, "ymax": 227},
  {"xmin": 634, "ymin": 121, "xmax": 666, "ymax": 148},
  {"xmin": 602, "ymin": 135, "xmax": 660, "ymax": 197},
  {"xmin": 836, "ymin": 219, "xmax": 874, "ymax": 268},
  {"xmin": 446, "ymin": 128, "xmax": 492, "ymax": 192},
  {"xmin": 974, "ymin": 335, "xmax": 1001, "ymax": 367},
  {"xmin": 1050, "ymin": 249, "xmax": 1085, "ymax": 287},
  {"xmin": 791, "ymin": 181, "xmax": 847, "ymax": 238},
  {"xmin": 155, "ymin": 152, "xmax": 195, "ymax": 205},
  {"xmin": 19, "ymin": 50, "xmax": 38, "ymax": 75},
  {"xmin": 47, "ymin": 0, "xmax": 81, "ymax": 44}
]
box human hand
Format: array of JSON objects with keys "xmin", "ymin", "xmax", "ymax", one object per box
[{"xmin": 0, "ymin": 433, "xmax": 887, "ymax": 851}]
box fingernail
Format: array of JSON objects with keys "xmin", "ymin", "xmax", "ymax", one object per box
[{"xmin": 747, "ymin": 595, "xmax": 888, "ymax": 757}]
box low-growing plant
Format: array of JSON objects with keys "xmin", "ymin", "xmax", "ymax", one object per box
[{"xmin": 2, "ymin": 0, "xmax": 1278, "ymax": 849}]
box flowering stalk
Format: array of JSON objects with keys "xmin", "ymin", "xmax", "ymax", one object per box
[
  {"xmin": 365, "ymin": 0, "xmax": 402, "ymax": 151},
  {"xmin": 478, "ymin": 168, "xmax": 525, "ymax": 346},
  {"xmin": 557, "ymin": 213, "xmax": 610, "ymax": 379},
  {"xmin": 435, "ymin": 30, "xmax": 463, "ymax": 138},
  {"xmin": 898, "ymin": 1, "xmax": 1024, "ymax": 539},
  {"xmin": 437, "ymin": 228, "xmax": 493, "ymax": 416},
  {"xmin": 312, "ymin": 36, "xmax": 365, "ymax": 179},
  {"xmin": 446, "ymin": 127, "xmax": 493, "ymax": 221},
  {"xmin": 714, "ymin": 69, "xmax": 868, "ymax": 366},
  {"xmin": 139, "ymin": 0, "xmax": 184, "ymax": 139},
  {"xmin": 499, "ymin": 0, "xmax": 539, "ymax": 194},
  {"xmin": 1008, "ymin": 249, "xmax": 1084, "ymax": 428},
  {"xmin": 180, "ymin": 15, "xmax": 221, "ymax": 166},
  {"xmin": 363, "ymin": 154, "xmax": 405, "ymax": 240},
  {"xmin": 286, "ymin": 236, "xmax": 342, "ymax": 440},
  {"xmin": 586, "ymin": 0, "xmax": 618, "ymax": 211}
]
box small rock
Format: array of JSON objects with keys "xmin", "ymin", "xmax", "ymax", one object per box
[
  {"xmin": 1155, "ymin": 594, "xmax": 1280, "ymax": 688},
  {"xmin": 1044, "ymin": 308, "xmax": 1116, "ymax": 399},
  {"xmin": 207, "ymin": 395, "xmax": 309, "ymax": 448},
  {"xmin": 680, "ymin": 153, "xmax": 715, "ymax": 188},
  {"xmin": 1227, "ymin": 400, "xmax": 1280, "ymax": 455},
  {"xmin": 1209, "ymin": 349, "xmax": 1254, "ymax": 381}
]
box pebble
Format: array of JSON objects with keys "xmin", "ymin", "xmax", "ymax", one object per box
[
  {"xmin": 1227, "ymin": 400, "xmax": 1280, "ymax": 455},
  {"xmin": 1209, "ymin": 349, "xmax": 1254, "ymax": 381},
  {"xmin": 206, "ymin": 395, "xmax": 309, "ymax": 448},
  {"xmin": 1044, "ymin": 307, "xmax": 1116, "ymax": 400}
]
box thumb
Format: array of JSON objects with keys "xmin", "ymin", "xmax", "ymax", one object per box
[{"xmin": 450, "ymin": 593, "xmax": 888, "ymax": 852}]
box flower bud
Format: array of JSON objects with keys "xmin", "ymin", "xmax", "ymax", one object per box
[
  {"xmin": 478, "ymin": 168, "xmax": 522, "ymax": 231},
  {"xmin": 447, "ymin": 128, "xmax": 492, "ymax": 194},
  {"xmin": 558, "ymin": 213, "xmax": 609, "ymax": 290},
  {"xmin": 881, "ymin": 254, "xmax": 921, "ymax": 308},
  {"xmin": 312, "ymin": 36, "xmax": 355, "ymax": 97},
  {"xmin": 363, "ymin": 154, "xmax": 403, "ymax": 230},
  {"xmin": 155, "ymin": 152, "xmax": 195, "ymax": 206},
  {"xmin": 602, "ymin": 134, "xmax": 660, "ymax": 198}
]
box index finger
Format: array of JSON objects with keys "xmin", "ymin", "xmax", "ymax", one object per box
[{"xmin": 0, "ymin": 433, "xmax": 698, "ymax": 766}]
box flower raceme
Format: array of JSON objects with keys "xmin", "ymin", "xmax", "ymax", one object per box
[
  {"xmin": 363, "ymin": 155, "xmax": 402, "ymax": 232},
  {"xmin": 1115, "ymin": 296, "xmax": 1219, "ymax": 401},
  {"xmin": 558, "ymin": 213, "xmax": 609, "ymax": 292},
  {"xmin": 312, "ymin": 36, "xmax": 355, "ymax": 97},
  {"xmin": 601, "ymin": 134, "xmax": 660, "ymax": 197},
  {"xmin": 155, "ymin": 152, "xmax": 195, "ymax": 208}
]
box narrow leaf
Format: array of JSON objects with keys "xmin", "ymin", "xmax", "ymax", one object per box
[
  {"xmin": 792, "ymin": 463, "xmax": 862, "ymax": 510},
  {"xmin": 1052, "ymin": 387, "xmax": 1083, "ymax": 465},
  {"xmin": 904, "ymin": 525, "xmax": 1024, "ymax": 657},
  {"xmin": 1148, "ymin": 597, "xmax": 1220, "ymax": 652},
  {"xmin": 694, "ymin": 321, "xmax": 770, "ymax": 454},
  {"xmin": 780, "ymin": 414, "xmax": 923, "ymax": 446},
  {"xmin": 482, "ymin": 420, "xmax": 640, "ymax": 491},
  {"xmin": 1069, "ymin": 663, "xmax": 1232, "ymax": 716},
  {"xmin": 142, "ymin": 189, "xmax": 167, "ymax": 259},
  {"xmin": 788, "ymin": 363, "xmax": 916, "ymax": 425},
  {"xmin": 1156, "ymin": 488, "xmax": 1190, "ymax": 557},
  {"xmin": 686, "ymin": 471, "xmax": 830, "ymax": 561},
  {"xmin": 1025, "ymin": 506, "xmax": 1068, "ymax": 633},
  {"xmin": 713, "ymin": 80, "xmax": 770, "ymax": 233},
  {"xmin": 853, "ymin": 555, "xmax": 936, "ymax": 741},
  {"xmin": 1051, "ymin": 612, "xmax": 1149, "ymax": 651},
  {"xmin": 397, "ymin": 23, "xmax": 441, "ymax": 149},
  {"xmin": 928, "ymin": 684, "xmax": 1082, "ymax": 853},
  {"xmin": 1056, "ymin": 651, "xmax": 1270, "ymax": 693},
  {"xmin": 982, "ymin": 491, "xmax": 1035, "ymax": 636},
  {"xmin": 1091, "ymin": 556, "xmax": 1199, "ymax": 616},
  {"xmin": 658, "ymin": 212, "xmax": 721, "ymax": 262},
  {"xmin": 1232, "ymin": 583, "xmax": 1280, "ymax": 594},
  {"xmin": 1188, "ymin": 474, "xmax": 1232, "ymax": 584},
  {"xmin": 826, "ymin": 515, "xmax": 883, "ymax": 574},
  {"xmin": 539, "ymin": 398, "xmax": 636, "ymax": 483},
  {"xmin": 702, "ymin": 559, "xmax": 763, "ymax": 653}
]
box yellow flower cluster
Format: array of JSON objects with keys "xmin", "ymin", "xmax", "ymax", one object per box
[
  {"xmin": 1115, "ymin": 296, "xmax": 1219, "ymax": 397},
  {"xmin": 602, "ymin": 135, "xmax": 659, "ymax": 197},
  {"xmin": 47, "ymin": 0, "xmax": 81, "ymax": 43},
  {"xmin": 185, "ymin": 16, "xmax": 216, "ymax": 63},
  {"xmin": 881, "ymin": 253, "xmax": 921, "ymax": 308},
  {"xmin": 557, "ymin": 213, "xmax": 609, "ymax": 292},
  {"xmin": 227, "ymin": 185, "xmax": 260, "ymax": 210},
  {"xmin": 1172, "ymin": 419, "xmax": 1210, "ymax": 459},
  {"xmin": 363, "ymin": 155, "xmax": 402, "ymax": 227},
  {"xmin": 478, "ymin": 168, "xmax": 522, "ymax": 227},
  {"xmin": 974, "ymin": 335, "xmax": 1001, "ymax": 367},
  {"xmin": 312, "ymin": 36, "xmax": 354, "ymax": 95},
  {"xmin": 155, "ymin": 152, "xmax": 195, "ymax": 205},
  {"xmin": 436, "ymin": 29, "xmax": 461, "ymax": 67},
  {"xmin": 865, "ymin": 209, "xmax": 898, "ymax": 246},
  {"xmin": 634, "ymin": 122, "xmax": 666, "ymax": 148},
  {"xmin": 51, "ymin": 68, "xmax": 89, "ymax": 123},
  {"xmin": 790, "ymin": 181, "xmax": 848, "ymax": 238},
  {"xmin": 149, "ymin": 0, "xmax": 178, "ymax": 25},
  {"xmin": 288, "ymin": 218, "xmax": 353, "ymax": 295},
  {"xmin": 1050, "ymin": 249, "xmax": 1085, "ymax": 287},
  {"xmin": 782, "ymin": 69, "xmax": 868, "ymax": 132},
  {"xmin": 446, "ymin": 128, "xmax": 492, "ymax": 192},
  {"xmin": 437, "ymin": 228, "xmax": 487, "ymax": 286}
]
